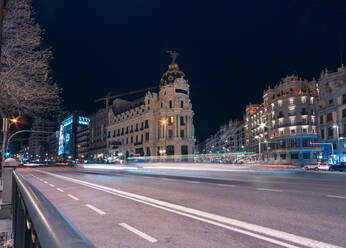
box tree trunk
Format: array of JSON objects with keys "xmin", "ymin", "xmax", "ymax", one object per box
[{"xmin": 1, "ymin": 117, "xmax": 8, "ymax": 174}]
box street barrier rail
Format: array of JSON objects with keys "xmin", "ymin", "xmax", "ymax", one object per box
[{"xmin": 12, "ymin": 170, "xmax": 95, "ymax": 248}]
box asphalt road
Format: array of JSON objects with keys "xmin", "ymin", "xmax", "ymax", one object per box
[{"xmin": 18, "ymin": 165, "xmax": 346, "ymax": 248}]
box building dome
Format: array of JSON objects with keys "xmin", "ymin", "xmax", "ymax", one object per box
[
  {"xmin": 160, "ymin": 51, "xmax": 185, "ymax": 86},
  {"xmin": 160, "ymin": 63, "xmax": 185, "ymax": 86}
]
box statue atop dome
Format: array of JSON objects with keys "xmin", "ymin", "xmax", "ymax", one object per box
[{"xmin": 167, "ymin": 50, "xmax": 179, "ymax": 65}]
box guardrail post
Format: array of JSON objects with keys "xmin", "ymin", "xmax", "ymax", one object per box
[{"xmin": 0, "ymin": 158, "xmax": 18, "ymax": 219}]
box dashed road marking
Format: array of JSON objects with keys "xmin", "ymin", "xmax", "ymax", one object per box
[
  {"xmin": 57, "ymin": 188, "xmax": 64, "ymax": 192},
  {"xmin": 41, "ymin": 171, "xmax": 342, "ymax": 248},
  {"xmin": 327, "ymin": 195, "xmax": 346, "ymax": 199},
  {"xmin": 43, "ymin": 181, "xmax": 48, "ymax": 184},
  {"xmin": 256, "ymin": 188, "xmax": 283, "ymax": 192},
  {"xmin": 183, "ymin": 180, "xmax": 200, "ymax": 184},
  {"xmin": 67, "ymin": 194, "xmax": 79, "ymax": 201},
  {"xmin": 217, "ymin": 184, "xmax": 236, "ymax": 187},
  {"xmin": 119, "ymin": 223, "xmax": 157, "ymax": 243},
  {"xmin": 49, "ymin": 184, "xmax": 55, "ymax": 187},
  {"xmin": 85, "ymin": 204, "xmax": 106, "ymax": 215}
]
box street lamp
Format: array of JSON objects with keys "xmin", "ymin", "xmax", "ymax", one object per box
[
  {"xmin": 333, "ymin": 124, "xmax": 340, "ymax": 163},
  {"xmin": 160, "ymin": 117, "xmax": 168, "ymax": 156}
]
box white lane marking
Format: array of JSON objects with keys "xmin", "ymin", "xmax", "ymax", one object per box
[
  {"xmin": 256, "ymin": 188, "xmax": 283, "ymax": 192},
  {"xmin": 41, "ymin": 171, "xmax": 342, "ymax": 248},
  {"xmin": 39, "ymin": 179, "xmax": 43, "ymax": 181},
  {"xmin": 143, "ymin": 176, "xmax": 152, "ymax": 179},
  {"xmin": 327, "ymin": 195, "xmax": 346, "ymax": 199},
  {"xmin": 119, "ymin": 223, "xmax": 157, "ymax": 243},
  {"xmin": 43, "ymin": 181, "xmax": 48, "ymax": 184},
  {"xmin": 217, "ymin": 184, "xmax": 236, "ymax": 187},
  {"xmin": 183, "ymin": 180, "xmax": 200, "ymax": 184},
  {"xmin": 57, "ymin": 188, "xmax": 64, "ymax": 192},
  {"xmin": 67, "ymin": 194, "xmax": 79, "ymax": 201},
  {"xmin": 85, "ymin": 204, "xmax": 106, "ymax": 215},
  {"xmin": 49, "ymin": 184, "xmax": 55, "ymax": 187}
]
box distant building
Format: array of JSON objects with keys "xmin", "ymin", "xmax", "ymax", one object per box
[
  {"xmin": 58, "ymin": 114, "xmax": 90, "ymax": 159},
  {"xmin": 245, "ymin": 75, "xmax": 319, "ymax": 165},
  {"xmin": 204, "ymin": 120, "xmax": 245, "ymax": 154},
  {"xmin": 317, "ymin": 65, "xmax": 346, "ymax": 163},
  {"xmin": 28, "ymin": 118, "xmax": 56, "ymax": 160},
  {"xmin": 88, "ymin": 108, "xmax": 108, "ymax": 161},
  {"xmin": 76, "ymin": 123, "xmax": 90, "ymax": 160},
  {"xmin": 106, "ymin": 53, "xmax": 195, "ymax": 159}
]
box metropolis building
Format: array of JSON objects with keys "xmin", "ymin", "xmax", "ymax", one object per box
[
  {"xmin": 245, "ymin": 75, "xmax": 319, "ymax": 165},
  {"xmin": 107, "ymin": 52, "xmax": 195, "ymax": 159},
  {"xmin": 317, "ymin": 65, "xmax": 346, "ymax": 163}
]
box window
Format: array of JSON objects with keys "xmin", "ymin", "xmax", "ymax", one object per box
[
  {"xmin": 280, "ymin": 154, "xmax": 286, "ymax": 160},
  {"xmin": 130, "ymin": 136, "xmax": 133, "ymax": 143},
  {"xmin": 303, "ymin": 153, "xmax": 310, "ymax": 159},
  {"xmin": 343, "ymin": 109, "xmax": 346, "ymax": 118},
  {"xmin": 327, "ymin": 113, "xmax": 332, "ymax": 122},
  {"xmin": 168, "ymin": 130, "xmax": 173, "ymax": 138},
  {"xmin": 291, "ymin": 129, "xmax": 296, "ymax": 134},
  {"xmin": 126, "ymin": 137, "xmax": 128, "ymax": 144},
  {"xmin": 291, "ymin": 153, "xmax": 299, "ymax": 159},
  {"xmin": 343, "ymin": 94, "xmax": 346, "ymax": 104},
  {"xmin": 108, "ymin": 131, "xmax": 110, "ymax": 138},
  {"xmin": 180, "ymin": 101, "xmax": 184, "ymax": 108},
  {"xmin": 328, "ymin": 127, "xmax": 333, "ymax": 137},
  {"xmin": 329, "ymin": 99, "xmax": 334, "ymax": 105},
  {"xmin": 145, "ymin": 120, "xmax": 149, "ymax": 128},
  {"xmin": 320, "ymin": 116, "xmax": 324, "ymax": 124},
  {"xmin": 145, "ymin": 132, "xmax": 149, "ymax": 141},
  {"xmin": 321, "ymin": 129, "xmax": 325, "ymax": 139},
  {"xmin": 169, "ymin": 100, "xmax": 172, "ymax": 108},
  {"xmin": 180, "ymin": 130, "xmax": 185, "ymax": 138},
  {"xmin": 180, "ymin": 116, "xmax": 185, "ymax": 125}
]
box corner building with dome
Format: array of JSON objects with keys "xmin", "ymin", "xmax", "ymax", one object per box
[{"xmin": 106, "ymin": 53, "xmax": 195, "ymax": 159}]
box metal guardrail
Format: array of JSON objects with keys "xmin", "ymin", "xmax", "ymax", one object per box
[{"xmin": 12, "ymin": 170, "xmax": 95, "ymax": 248}]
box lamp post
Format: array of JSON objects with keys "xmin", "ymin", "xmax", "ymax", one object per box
[
  {"xmin": 333, "ymin": 125, "xmax": 340, "ymax": 163},
  {"xmin": 160, "ymin": 117, "xmax": 168, "ymax": 157}
]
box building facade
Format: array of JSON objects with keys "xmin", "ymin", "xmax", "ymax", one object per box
[
  {"xmin": 28, "ymin": 118, "xmax": 56, "ymax": 161},
  {"xmin": 107, "ymin": 54, "xmax": 195, "ymax": 159},
  {"xmin": 58, "ymin": 114, "xmax": 90, "ymax": 159},
  {"xmin": 88, "ymin": 108, "xmax": 108, "ymax": 161},
  {"xmin": 245, "ymin": 75, "xmax": 319, "ymax": 165},
  {"xmin": 204, "ymin": 120, "xmax": 245, "ymax": 154},
  {"xmin": 317, "ymin": 65, "xmax": 346, "ymax": 163}
]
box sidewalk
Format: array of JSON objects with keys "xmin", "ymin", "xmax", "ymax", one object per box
[{"xmin": 0, "ymin": 185, "xmax": 12, "ymax": 247}]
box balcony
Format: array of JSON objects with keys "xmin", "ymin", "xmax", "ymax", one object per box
[{"xmin": 134, "ymin": 142, "xmax": 143, "ymax": 146}]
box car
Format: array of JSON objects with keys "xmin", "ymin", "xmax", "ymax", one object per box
[
  {"xmin": 329, "ymin": 163, "xmax": 346, "ymax": 172},
  {"xmin": 303, "ymin": 164, "xmax": 319, "ymax": 170}
]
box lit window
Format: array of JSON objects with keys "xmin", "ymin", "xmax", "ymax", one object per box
[{"xmin": 289, "ymin": 98, "xmax": 294, "ymax": 104}]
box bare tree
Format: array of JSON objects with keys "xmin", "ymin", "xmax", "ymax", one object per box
[{"xmin": 0, "ymin": 0, "xmax": 61, "ymax": 160}]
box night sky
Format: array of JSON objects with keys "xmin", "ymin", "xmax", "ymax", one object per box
[{"xmin": 32, "ymin": 0, "xmax": 346, "ymax": 141}]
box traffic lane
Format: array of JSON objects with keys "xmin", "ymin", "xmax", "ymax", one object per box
[
  {"xmin": 25, "ymin": 171, "xmax": 159, "ymax": 248},
  {"xmin": 132, "ymin": 168, "xmax": 346, "ymax": 195},
  {"xmin": 24, "ymin": 170, "xmax": 286, "ymax": 248},
  {"xmin": 78, "ymin": 167, "xmax": 346, "ymax": 199},
  {"xmin": 38, "ymin": 168, "xmax": 346, "ymax": 248}
]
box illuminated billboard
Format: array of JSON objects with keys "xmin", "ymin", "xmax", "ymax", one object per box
[
  {"xmin": 58, "ymin": 115, "xmax": 73, "ymax": 156},
  {"xmin": 58, "ymin": 115, "xmax": 90, "ymax": 157}
]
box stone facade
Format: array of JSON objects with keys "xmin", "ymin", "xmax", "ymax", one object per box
[
  {"xmin": 317, "ymin": 65, "xmax": 346, "ymax": 163},
  {"xmin": 89, "ymin": 108, "xmax": 108, "ymax": 161},
  {"xmin": 245, "ymin": 75, "xmax": 319, "ymax": 164},
  {"xmin": 28, "ymin": 118, "xmax": 56, "ymax": 160},
  {"xmin": 203, "ymin": 120, "xmax": 245, "ymax": 154},
  {"xmin": 106, "ymin": 58, "xmax": 195, "ymax": 159}
]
